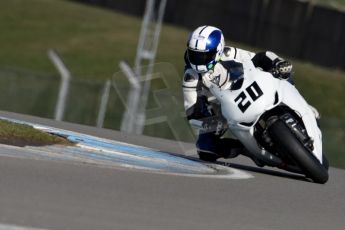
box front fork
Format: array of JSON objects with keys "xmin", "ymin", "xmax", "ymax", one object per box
[{"xmin": 279, "ymin": 114, "xmax": 314, "ymax": 152}]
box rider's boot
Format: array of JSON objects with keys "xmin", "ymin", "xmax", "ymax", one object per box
[
  {"xmin": 196, "ymin": 133, "xmax": 243, "ymax": 162},
  {"xmin": 217, "ymin": 138, "xmax": 243, "ymax": 159}
]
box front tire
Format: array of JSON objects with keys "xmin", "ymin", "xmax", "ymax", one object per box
[{"xmin": 268, "ymin": 120, "xmax": 329, "ymax": 184}]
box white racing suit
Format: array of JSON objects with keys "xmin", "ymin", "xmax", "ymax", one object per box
[{"xmin": 182, "ymin": 46, "xmax": 295, "ymax": 162}]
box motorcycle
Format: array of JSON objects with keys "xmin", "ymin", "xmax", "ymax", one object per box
[{"xmin": 191, "ymin": 59, "xmax": 329, "ymax": 183}]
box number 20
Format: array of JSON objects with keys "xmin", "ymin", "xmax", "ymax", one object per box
[{"xmin": 234, "ymin": 81, "xmax": 263, "ymax": 113}]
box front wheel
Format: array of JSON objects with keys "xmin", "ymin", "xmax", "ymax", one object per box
[{"xmin": 268, "ymin": 120, "xmax": 329, "ymax": 184}]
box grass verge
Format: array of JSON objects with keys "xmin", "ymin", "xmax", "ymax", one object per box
[{"xmin": 0, "ymin": 119, "xmax": 73, "ymax": 147}]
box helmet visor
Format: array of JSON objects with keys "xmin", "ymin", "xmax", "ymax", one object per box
[{"xmin": 187, "ymin": 48, "xmax": 218, "ymax": 66}]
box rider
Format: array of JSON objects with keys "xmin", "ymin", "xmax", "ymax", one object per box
[{"xmin": 182, "ymin": 25, "xmax": 295, "ymax": 165}]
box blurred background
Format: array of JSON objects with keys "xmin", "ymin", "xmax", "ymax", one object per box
[{"xmin": 0, "ymin": 0, "xmax": 344, "ymax": 168}]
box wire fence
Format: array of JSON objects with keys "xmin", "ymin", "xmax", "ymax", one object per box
[
  {"xmin": 0, "ymin": 64, "xmax": 196, "ymax": 143},
  {"xmin": 0, "ymin": 65, "xmax": 344, "ymax": 167}
]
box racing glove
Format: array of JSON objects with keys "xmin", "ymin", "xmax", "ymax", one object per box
[
  {"xmin": 271, "ymin": 60, "xmax": 293, "ymax": 80},
  {"xmin": 202, "ymin": 63, "xmax": 230, "ymax": 89}
]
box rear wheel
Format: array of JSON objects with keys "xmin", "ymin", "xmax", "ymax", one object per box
[{"xmin": 268, "ymin": 120, "xmax": 328, "ymax": 184}]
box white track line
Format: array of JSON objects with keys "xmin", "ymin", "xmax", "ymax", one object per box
[
  {"xmin": 0, "ymin": 223, "xmax": 48, "ymax": 230},
  {"xmin": 0, "ymin": 117, "xmax": 253, "ymax": 179}
]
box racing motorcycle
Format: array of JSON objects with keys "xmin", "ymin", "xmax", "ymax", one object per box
[{"xmin": 191, "ymin": 59, "xmax": 329, "ymax": 184}]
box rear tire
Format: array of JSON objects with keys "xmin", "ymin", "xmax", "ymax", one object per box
[{"xmin": 268, "ymin": 120, "xmax": 329, "ymax": 184}]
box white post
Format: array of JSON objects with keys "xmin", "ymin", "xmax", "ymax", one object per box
[
  {"xmin": 48, "ymin": 49, "xmax": 71, "ymax": 121},
  {"xmin": 119, "ymin": 0, "xmax": 167, "ymax": 134},
  {"xmin": 134, "ymin": 0, "xmax": 167, "ymax": 134},
  {"xmin": 97, "ymin": 79, "xmax": 111, "ymax": 128},
  {"xmin": 134, "ymin": 0, "xmax": 155, "ymax": 77},
  {"xmin": 119, "ymin": 61, "xmax": 140, "ymax": 89},
  {"xmin": 119, "ymin": 61, "xmax": 141, "ymax": 133}
]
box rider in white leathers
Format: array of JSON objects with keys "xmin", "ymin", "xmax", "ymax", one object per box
[{"xmin": 183, "ymin": 25, "xmax": 300, "ymax": 164}]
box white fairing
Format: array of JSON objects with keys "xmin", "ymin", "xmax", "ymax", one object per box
[{"xmin": 208, "ymin": 60, "xmax": 323, "ymax": 164}]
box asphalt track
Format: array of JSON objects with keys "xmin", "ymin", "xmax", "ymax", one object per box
[{"xmin": 0, "ymin": 111, "xmax": 344, "ymax": 230}]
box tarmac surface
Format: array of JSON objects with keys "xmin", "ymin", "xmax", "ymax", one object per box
[{"xmin": 0, "ymin": 111, "xmax": 344, "ymax": 230}]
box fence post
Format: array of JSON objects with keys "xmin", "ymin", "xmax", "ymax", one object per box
[
  {"xmin": 133, "ymin": 0, "xmax": 167, "ymax": 135},
  {"xmin": 97, "ymin": 80, "xmax": 111, "ymax": 128},
  {"xmin": 119, "ymin": 61, "xmax": 141, "ymax": 133},
  {"xmin": 48, "ymin": 49, "xmax": 71, "ymax": 121}
]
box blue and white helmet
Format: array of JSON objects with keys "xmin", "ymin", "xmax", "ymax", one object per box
[{"xmin": 187, "ymin": 25, "xmax": 225, "ymax": 73}]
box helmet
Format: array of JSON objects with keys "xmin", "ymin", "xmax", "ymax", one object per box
[{"xmin": 186, "ymin": 25, "xmax": 225, "ymax": 73}]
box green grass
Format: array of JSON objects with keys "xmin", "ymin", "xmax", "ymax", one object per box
[
  {"xmin": 0, "ymin": 0, "xmax": 344, "ymax": 119},
  {"xmin": 0, "ymin": 0, "xmax": 344, "ymax": 168},
  {"xmin": 0, "ymin": 119, "xmax": 72, "ymax": 147},
  {"xmin": 322, "ymin": 117, "xmax": 345, "ymax": 168},
  {"xmin": 0, "ymin": 0, "xmax": 141, "ymax": 79},
  {"xmin": 293, "ymin": 63, "xmax": 345, "ymax": 119},
  {"xmin": 0, "ymin": 0, "xmax": 345, "ymax": 119}
]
